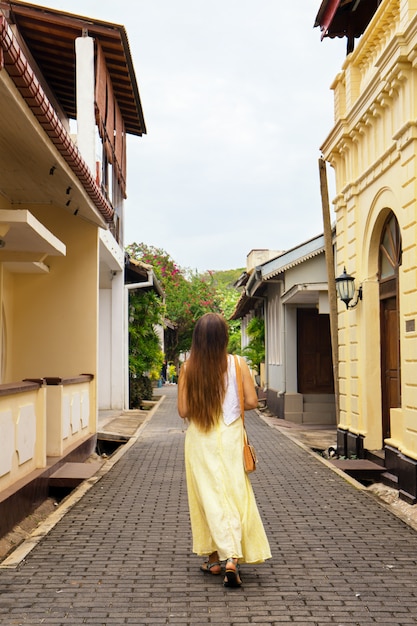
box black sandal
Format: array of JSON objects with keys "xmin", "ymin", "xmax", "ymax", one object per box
[
  {"xmin": 200, "ymin": 560, "xmax": 221, "ymax": 575},
  {"xmin": 223, "ymin": 558, "xmax": 242, "ymax": 587}
]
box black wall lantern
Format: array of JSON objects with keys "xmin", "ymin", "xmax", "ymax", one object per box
[{"xmin": 335, "ymin": 267, "xmax": 362, "ymax": 309}]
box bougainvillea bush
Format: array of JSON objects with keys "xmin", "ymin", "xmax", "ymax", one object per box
[{"xmin": 126, "ymin": 243, "xmax": 222, "ymax": 362}]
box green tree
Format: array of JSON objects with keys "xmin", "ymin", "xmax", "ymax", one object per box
[
  {"xmin": 127, "ymin": 242, "xmax": 181, "ymax": 286},
  {"xmin": 214, "ymin": 283, "xmax": 241, "ymax": 353},
  {"xmin": 208, "ymin": 268, "xmax": 245, "ymax": 354},
  {"xmin": 242, "ymin": 316, "xmax": 265, "ymax": 374},
  {"xmin": 169, "ymin": 269, "xmax": 221, "ymax": 355},
  {"xmin": 128, "ymin": 288, "xmax": 164, "ymax": 407},
  {"xmin": 126, "ymin": 243, "xmax": 221, "ymax": 361},
  {"xmin": 128, "ymin": 289, "xmax": 164, "ymax": 378}
]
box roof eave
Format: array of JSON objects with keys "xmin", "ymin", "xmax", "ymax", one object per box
[{"xmin": 0, "ymin": 14, "xmax": 114, "ymax": 223}]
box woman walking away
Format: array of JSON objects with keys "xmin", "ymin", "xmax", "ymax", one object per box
[{"xmin": 178, "ymin": 313, "xmax": 271, "ymax": 588}]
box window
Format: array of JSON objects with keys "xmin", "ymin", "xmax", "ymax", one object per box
[{"xmin": 379, "ymin": 213, "xmax": 401, "ymax": 280}]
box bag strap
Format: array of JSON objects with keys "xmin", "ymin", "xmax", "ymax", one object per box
[{"xmin": 234, "ymin": 354, "xmax": 245, "ymax": 425}]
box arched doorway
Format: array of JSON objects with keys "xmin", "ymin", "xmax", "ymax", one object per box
[{"xmin": 379, "ymin": 212, "xmax": 402, "ymax": 442}]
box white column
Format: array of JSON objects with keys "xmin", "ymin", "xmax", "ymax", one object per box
[
  {"xmin": 75, "ymin": 34, "xmax": 96, "ymax": 174},
  {"xmin": 111, "ymin": 270, "xmax": 125, "ymax": 409}
]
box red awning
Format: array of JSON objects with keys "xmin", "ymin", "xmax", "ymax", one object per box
[
  {"xmin": 314, "ymin": 0, "xmax": 381, "ymax": 48},
  {"xmin": 315, "ymin": 0, "xmax": 341, "ymax": 40}
]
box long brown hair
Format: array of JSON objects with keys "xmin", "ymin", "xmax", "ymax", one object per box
[{"xmin": 182, "ymin": 313, "xmax": 229, "ymax": 431}]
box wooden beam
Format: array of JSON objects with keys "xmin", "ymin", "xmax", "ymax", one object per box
[{"xmin": 319, "ymin": 157, "xmax": 340, "ymax": 425}]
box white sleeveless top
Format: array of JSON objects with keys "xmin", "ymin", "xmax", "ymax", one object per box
[{"xmin": 222, "ymin": 354, "xmax": 242, "ymax": 425}]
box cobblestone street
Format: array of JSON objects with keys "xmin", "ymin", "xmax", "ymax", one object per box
[{"xmin": 1, "ymin": 386, "xmax": 417, "ymax": 625}]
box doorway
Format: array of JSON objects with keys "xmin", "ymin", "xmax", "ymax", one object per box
[
  {"xmin": 297, "ymin": 308, "xmax": 334, "ymax": 394},
  {"xmin": 379, "ymin": 213, "xmax": 402, "ymax": 442}
]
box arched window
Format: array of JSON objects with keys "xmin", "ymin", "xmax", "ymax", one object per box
[{"xmin": 379, "ymin": 213, "xmax": 402, "ymax": 281}]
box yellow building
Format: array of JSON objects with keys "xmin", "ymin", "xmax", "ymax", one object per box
[
  {"xmin": 0, "ymin": 1, "xmax": 146, "ymax": 536},
  {"xmin": 317, "ymin": 0, "xmax": 417, "ymax": 502}
]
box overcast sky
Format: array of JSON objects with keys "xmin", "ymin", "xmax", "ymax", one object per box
[{"xmin": 27, "ymin": 1, "xmax": 346, "ymax": 272}]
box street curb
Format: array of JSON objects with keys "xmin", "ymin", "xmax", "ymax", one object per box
[
  {"xmin": 256, "ymin": 410, "xmax": 367, "ymax": 492},
  {"xmin": 0, "ymin": 396, "xmax": 165, "ymax": 569},
  {"xmin": 256, "ymin": 410, "xmax": 417, "ymax": 534}
]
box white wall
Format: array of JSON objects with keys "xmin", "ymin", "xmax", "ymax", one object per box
[
  {"xmin": 284, "ymin": 306, "xmax": 298, "ymax": 393},
  {"xmin": 265, "ymin": 282, "xmax": 285, "ymax": 393},
  {"xmin": 286, "ymin": 254, "xmax": 328, "ymax": 290},
  {"xmin": 99, "ymin": 289, "xmax": 111, "ymax": 409},
  {"xmin": 98, "ymin": 271, "xmax": 125, "ymax": 411}
]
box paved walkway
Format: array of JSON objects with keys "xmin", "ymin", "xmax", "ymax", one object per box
[{"xmin": 1, "ymin": 386, "xmax": 417, "ymax": 625}]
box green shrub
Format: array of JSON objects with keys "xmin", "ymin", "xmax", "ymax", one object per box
[{"xmin": 129, "ymin": 376, "xmax": 153, "ymax": 408}]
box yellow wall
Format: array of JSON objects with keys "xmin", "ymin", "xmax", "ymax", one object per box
[
  {"xmin": 321, "ymin": 0, "xmax": 417, "ymax": 455},
  {"xmin": 11, "ymin": 206, "xmax": 99, "ymax": 382},
  {"xmin": 0, "ymin": 42, "xmax": 105, "ymax": 496},
  {"xmin": 0, "ymin": 386, "xmax": 46, "ymax": 491}
]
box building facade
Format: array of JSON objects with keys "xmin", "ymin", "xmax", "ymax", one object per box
[
  {"xmin": 317, "ymin": 0, "xmax": 417, "ymax": 502},
  {"xmin": 0, "ymin": 1, "xmax": 146, "ymax": 535},
  {"xmin": 232, "ymin": 236, "xmax": 336, "ymax": 426}
]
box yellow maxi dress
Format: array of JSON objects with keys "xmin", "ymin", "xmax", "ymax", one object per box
[{"xmin": 184, "ymin": 397, "xmax": 271, "ymax": 564}]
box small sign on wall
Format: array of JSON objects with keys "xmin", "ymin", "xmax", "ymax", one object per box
[{"xmin": 406, "ymin": 319, "xmax": 415, "ymax": 333}]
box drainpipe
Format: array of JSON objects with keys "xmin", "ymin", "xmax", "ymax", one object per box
[
  {"xmin": 319, "ymin": 157, "xmax": 339, "ymax": 422},
  {"xmin": 125, "ymin": 276, "xmax": 164, "ymax": 300}
]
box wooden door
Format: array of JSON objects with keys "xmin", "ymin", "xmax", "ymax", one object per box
[
  {"xmin": 379, "ymin": 213, "xmax": 402, "ymax": 443},
  {"xmin": 380, "ymin": 296, "xmax": 401, "ymax": 439},
  {"xmin": 297, "ymin": 308, "xmax": 334, "ymax": 394}
]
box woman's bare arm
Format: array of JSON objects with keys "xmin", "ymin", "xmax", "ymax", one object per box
[
  {"xmin": 177, "ymin": 366, "xmax": 188, "ymax": 418},
  {"xmin": 240, "ymin": 358, "xmax": 258, "ymax": 410}
]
